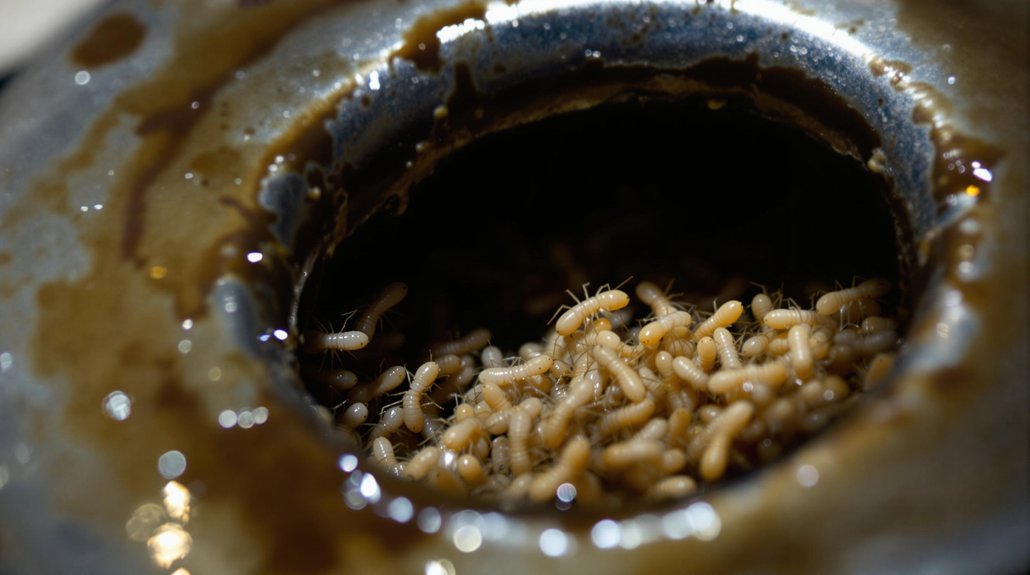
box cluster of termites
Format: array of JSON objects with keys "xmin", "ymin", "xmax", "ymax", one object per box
[{"xmin": 300, "ymin": 277, "xmax": 898, "ymax": 506}]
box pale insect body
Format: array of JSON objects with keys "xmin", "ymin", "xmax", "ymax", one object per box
[
  {"xmin": 838, "ymin": 298, "xmax": 882, "ymax": 324},
  {"xmin": 508, "ymin": 403, "xmax": 537, "ymax": 476},
  {"xmin": 699, "ymin": 401, "xmax": 754, "ymax": 481},
  {"xmin": 596, "ymin": 330, "xmax": 641, "ymax": 359},
  {"xmin": 591, "ymin": 346, "xmax": 646, "ymax": 402},
  {"xmin": 595, "ymin": 398, "xmax": 656, "ymax": 439},
  {"xmin": 646, "ymin": 475, "xmax": 697, "ymax": 500},
  {"xmin": 478, "ymin": 354, "xmax": 554, "ymax": 387},
  {"xmin": 541, "ymin": 376, "xmax": 594, "ymax": 449},
  {"xmin": 430, "ymin": 328, "xmax": 492, "ymax": 357},
  {"xmin": 696, "ymin": 336, "xmax": 718, "ymax": 372},
  {"xmin": 305, "ymin": 367, "xmax": 358, "ymax": 391},
  {"xmin": 741, "ymin": 334, "xmax": 769, "ymax": 358},
  {"xmin": 763, "ymin": 309, "xmax": 835, "ymax": 330},
  {"xmin": 660, "ymin": 326, "xmax": 695, "ymax": 357},
  {"xmin": 370, "ymin": 405, "xmax": 405, "ymax": 440},
  {"xmin": 712, "ymin": 327, "xmax": 742, "ymax": 369},
  {"xmin": 639, "ymin": 311, "xmax": 694, "ymax": 348},
  {"xmin": 707, "ymin": 360, "xmax": 790, "ymax": 394},
  {"xmin": 750, "ymin": 293, "xmax": 774, "ymax": 322},
  {"xmin": 528, "ymin": 436, "xmax": 591, "ymax": 502},
  {"xmin": 601, "ymin": 439, "xmax": 665, "ymax": 471},
  {"xmin": 371, "ymin": 437, "xmax": 402, "ymax": 476},
  {"xmin": 692, "ymin": 300, "xmax": 744, "ymax": 340},
  {"xmin": 788, "ymin": 324, "xmax": 814, "ymax": 379},
  {"xmin": 340, "ymin": 403, "xmax": 369, "ymax": 428},
  {"xmin": 480, "ymin": 345, "xmax": 507, "ymax": 369},
  {"xmin": 635, "ymin": 281, "xmax": 678, "ymax": 317},
  {"xmin": 861, "ymin": 316, "xmax": 897, "ymax": 334},
  {"xmin": 403, "ymin": 361, "xmax": 440, "ymax": 433},
  {"xmin": 672, "ymin": 356, "xmax": 709, "ymax": 391},
  {"xmin": 403, "ymin": 446, "xmax": 441, "ymax": 480},
  {"xmin": 442, "ymin": 418, "xmax": 484, "ymax": 451},
  {"xmin": 554, "ymin": 289, "xmax": 630, "ymax": 336},
  {"xmin": 815, "ymin": 278, "xmax": 890, "ymax": 316},
  {"xmin": 456, "ymin": 454, "xmax": 488, "ymax": 486},
  {"xmin": 303, "ymin": 329, "xmax": 369, "ymax": 353},
  {"xmin": 348, "ymin": 365, "xmax": 407, "ymax": 403},
  {"xmin": 354, "ymin": 282, "xmax": 408, "ymax": 339}
]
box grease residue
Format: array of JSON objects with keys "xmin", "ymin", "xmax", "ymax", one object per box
[
  {"xmin": 391, "ymin": 1, "xmax": 487, "ymax": 73},
  {"xmin": 70, "ymin": 12, "xmax": 147, "ymax": 69}
]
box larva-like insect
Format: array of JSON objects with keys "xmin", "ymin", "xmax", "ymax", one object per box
[
  {"xmin": 508, "ymin": 405, "xmax": 536, "ymax": 476},
  {"xmin": 456, "ymin": 454, "xmax": 487, "ymax": 486},
  {"xmin": 480, "ymin": 345, "xmax": 507, "ymax": 369},
  {"xmin": 595, "ymin": 330, "xmax": 641, "ymax": 359},
  {"xmin": 699, "ymin": 401, "xmax": 754, "ymax": 481},
  {"xmin": 637, "ymin": 365, "xmax": 668, "ymax": 402},
  {"xmin": 594, "ymin": 398, "xmax": 656, "ymax": 439},
  {"xmin": 660, "ymin": 448, "xmax": 688, "ymax": 474},
  {"xmin": 635, "ymin": 281, "xmax": 678, "ymax": 317},
  {"xmin": 861, "ymin": 316, "xmax": 897, "ymax": 334},
  {"xmin": 863, "ymin": 353, "xmax": 895, "ymax": 389},
  {"xmin": 354, "ymin": 282, "xmax": 408, "ymax": 339},
  {"xmin": 371, "ymin": 437, "xmax": 402, "ymax": 476},
  {"xmin": 633, "ymin": 418, "xmax": 669, "ymax": 442},
  {"xmin": 340, "ymin": 402, "xmax": 368, "ymax": 428},
  {"xmin": 442, "ymin": 418, "xmax": 484, "ymax": 451},
  {"xmin": 815, "ymin": 278, "xmax": 890, "ymax": 316},
  {"xmin": 348, "ymin": 365, "xmax": 407, "ymax": 403},
  {"xmin": 672, "ymin": 355, "xmax": 709, "ymax": 391},
  {"xmin": 788, "ymin": 323, "xmax": 814, "ymax": 379},
  {"xmin": 591, "ymin": 346, "xmax": 646, "ymax": 402},
  {"xmin": 541, "ymin": 376, "xmax": 594, "ymax": 449},
  {"xmin": 692, "ymin": 300, "xmax": 744, "ymax": 340},
  {"xmin": 707, "ymin": 361, "xmax": 790, "ymax": 394},
  {"xmin": 554, "ymin": 289, "xmax": 630, "ymax": 336},
  {"xmin": 838, "ymin": 298, "xmax": 882, "ymax": 324},
  {"xmin": 601, "ymin": 439, "xmax": 665, "ymax": 470},
  {"xmin": 696, "ymin": 336, "xmax": 718, "ymax": 372},
  {"xmin": 751, "ymin": 293, "xmax": 774, "ymax": 323},
  {"xmin": 478, "ymin": 354, "xmax": 554, "ymax": 387},
  {"xmin": 646, "ymin": 475, "xmax": 697, "ymax": 500},
  {"xmin": 403, "ymin": 361, "xmax": 440, "ymax": 433},
  {"xmin": 763, "ymin": 309, "xmax": 835, "ymax": 330},
  {"xmin": 660, "ymin": 326, "xmax": 695, "ymax": 357},
  {"xmin": 403, "ymin": 446, "xmax": 441, "ymax": 480},
  {"xmin": 667, "ymin": 407, "xmax": 693, "ymax": 442},
  {"xmin": 528, "ymin": 436, "xmax": 591, "ymax": 502},
  {"xmin": 370, "ymin": 406, "xmax": 405, "ymax": 440},
  {"xmin": 430, "ymin": 328, "xmax": 492, "ymax": 357},
  {"xmin": 712, "ymin": 327, "xmax": 742, "ymax": 369},
  {"xmin": 639, "ymin": 310, "xmax": 693, "ymax": 348},
  {"xmin": 741, "ymin": 334, "xmax": 769, "ymax": 358},
  {"xmin": 304, "ymin": 367, "xmax": 358, "ymax": 391},
  {"xmin": 302, "ymin": 329, "xmax": 369, "ymax": 353}
]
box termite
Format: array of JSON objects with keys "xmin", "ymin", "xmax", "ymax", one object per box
[
  {"xmin": 403, "ymin": 361, "xmax": 440, "ymax": 433},
  {"xmin": 371, "ymin": 437, "xmax": 402, "ymax": 476},
  {"xmin": 302, "ymin": 329, "xmax": 369, "ymax": 353},
  {"xmin": 403, "ymin": 446, "xmax": 441, "ymax": 480},
  {"xmin": 480, "ymin": 345, "xmax": 507, "ymax": 369},
  {"xmin": 712, "ymin": 327, "xmax": 742, "ymax": 369},
  {"xmin": 370, "ymin": 406, "xmax": 405, "ymax": 440},
  {"xmin": 478, "ymin": 354, "xmax": 554, "ymax": 387},
  {"xmin": 815, "ymin": 278, "xmax": 890, "ymax": 316},
  {"xmin": 699, "ymin": 401, "xmax": 754, "ymax": 481},
  {"xmin": 529, "ymin": 436, "xmax": 592, "ymax": 502},
  {"xmin": 348, "ymin": 365, "xmax": 407, "ymax": 403},
  {"xmin": 750, "ymin": 293, "xmax": 774, "ymax": 323},
  {"xmin": 304, "ymin": 367, "xmax": 358, "ymax": 391},
  {"xmin": 707, "ymin": 360, "xmax": 790, "ymax": 394},
  {"xmin": 696, "ymin": 336, "xmax": 718, "ymax": 371},
  {"xmin": 554, "ymin": 289, "xmax": 630, "ymax": 336},
  {"xmin": 591, "ymin": 346, "xmax": 646, "ymax": 402},
  {"xmin": 763, "ymin": 309, "xmax": 835, "ymax": 330},
  {"xmin": 601, "ymin": 439, "xmax": 665, "ymax": 471},
  {"xmin": 594, "ymin": 398, "xmax": 656, "ymax": 439},
  {"xmin": 741, "ymin": 334, "xmax": 769, "ymax": 358},
  {"xmin": 340, "ymin": 402, "xmax": 369, "ymax": 429},
  {"xmin": 541, "ymin": 376, "xmax": 594, "ymax": 449},
  {"xmin": 442, "ymin": 418, "xmax": 484, "ymax": 451},
  {"xmin": 509, "ymin": 399, "xmax": 541, "ymax": 476},
  {"xmin": 863, "ymin": 353, "xmax": 895, "ymax": 389},
  {"xmin": 639, "ymin": 311, "xmax": 694, "ymax": 348},
  {"xmin": 788, "ymin": 323, "xmax": 814, "ymax": 379},
  {"xmin": 636, "ymin": 281, "xmax": 678, "ymax": 317},
  {"xmin": 672, "ymin": 356, "xmax": 709, "ymax": 391},
  {"xmin": 456, "ymin": 454, "xmax": 488, "ymax": 486},
  {"xmin": 354, "ymin": 282, "xmax": 408, "ymax": 339},
  {"xmin": 430, "ymin": 328, "xmax": 492, "ymax": 357},
  {"xmin": 646, "ymin": 475, "xmax": 697, "ymax": 500},
  {"xmin": 861, "ymin": 316, "xmax": 897, "ymax": 334},
  {"xmin": 692, "ymin": 300, "xmax": 744, "ymax": 340}
]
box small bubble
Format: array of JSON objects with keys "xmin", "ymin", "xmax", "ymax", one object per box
[
  {"xmin": 181, "ymin": 319, "xmax": 193, "ymax": 331},
  {"xmin": 102, "ymin": 391, "xmax": 133, "ymax": 421},
  {"xmin": 74, "ymin": 71, "xmax": 91, "ymax": 85},
  {"xmin": 453, "ymin": 525, "xmax": 482, "ymax": 553},
  {"xmin": 591, "ymin": 519, "xmax": 620, "ymax": 549},
  {"xmin": 796, "ymin": 464, "xmax": 820, "ymax": 487},
  {"xmin": 218, "ymin": 410, "xmax": 237, "ymax": 428},
  {"xmin": 177, "ymin": 339, "xmax": 192, "ymax": 354},
  {"xmin": 237, "ymin": 411, "xmax": 255, "ymax": 429},
  {"xmin": 0, "ymin": 352, "xmax": 13, "ymax": 373},
  {"xmin": 252, "ymin": 406, "xmax": 269, "ymax": 424},
  {"xmin": 158, "ymin": 450, "xmax": 187, "ymax": 479},
  {"xmin": 539, "ymin": 528, "xmax": 570, "ymax": 557},
  {"xmin": 387, "ymin": 496, "xmax": 414, "ymax": 523}
]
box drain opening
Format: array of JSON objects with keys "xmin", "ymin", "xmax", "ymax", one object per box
[{"xmin": 296, "ymin": 89, "xmax": 907, "ymax": 508}]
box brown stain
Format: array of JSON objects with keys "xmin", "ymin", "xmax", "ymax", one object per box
[
  {"xmin": 390, "ymin": 1, "xmax": 487, "ymax": 73},
  {"xmin": 0, "ymin": 251, "xmax": 11, "ymax": 265},
  {"xmin": 70, "ymin": 12, "xmax": 147, "ymax": 69}
]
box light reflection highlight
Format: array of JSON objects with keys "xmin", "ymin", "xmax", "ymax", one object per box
[
  {"xmin": 453, "ymin": 525, "xmax": 482, "ymax": 553},
  {"xmin": 590, "ymin": 519, "xmax": 620, "ymax": 549},
  {"xmin": 425, "ymin": 559, "xmax": 456, "ymax": 575},
  {"xmin": 539, "ymin": 528, "xmax": 571, "ymax": 557},
  {"xmin": 147, "ymin": 523, "xmax": 192, "ymax": 569},
  {"xmin": 126, "ymin": 503, "xmax": 166, "ymax": 542},
  {"xmin": 158, "ymin": 450, "xmax": 187, "ymax": 480},
  {"xmin": 418, "ymin": 507, "xmax": 443, "ymax": 534},
  {"xmin": 102, "ymin": 391, "xmax": 132, "ymax": 421},
  {"xmin": 163, "ymin": 481, "xmax": 192, "ymax": 522},
  {"xmin": 796, "ymin": 464, "xmax": 820, "ymax": 488}
]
